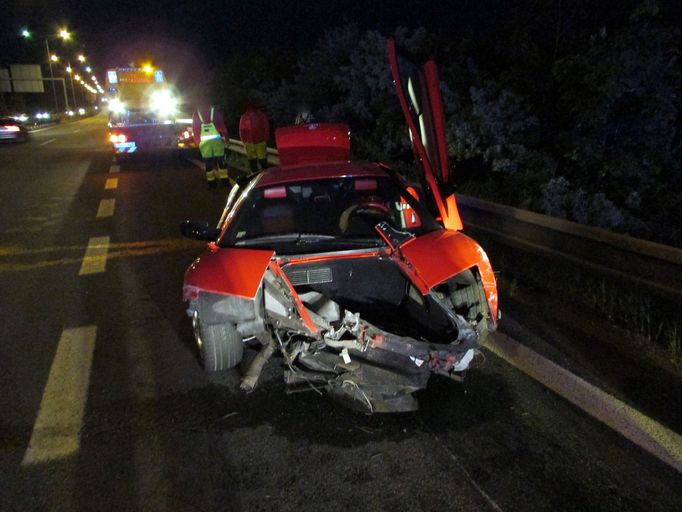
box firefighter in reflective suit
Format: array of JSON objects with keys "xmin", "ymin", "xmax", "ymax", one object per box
[
  {"xmin": 239, "ymin": 105, "xmax": 270, "ymax": 173},
  {"xmin": 192, "ymin": 106, "xmax": 229, "ymax": 187}
]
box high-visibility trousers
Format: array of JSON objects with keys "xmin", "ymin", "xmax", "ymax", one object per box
[
  {"xmin": 199, "ymin": 137, "xmax": 225, "ymax": 159},
  {"xmin": 244, "ymin": 141, "xmax": 267, "ymax": 160}
]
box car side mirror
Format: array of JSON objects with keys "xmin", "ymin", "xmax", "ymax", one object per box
[{"xmin": 180, "ymin": 220, "xmax": 220, "ymax": 241}]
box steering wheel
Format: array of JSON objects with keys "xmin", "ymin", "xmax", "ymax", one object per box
[{"xmin": 339, "ymin": 201, "xmax": 392, "ymax": 234}]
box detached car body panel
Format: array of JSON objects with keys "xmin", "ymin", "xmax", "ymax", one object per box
[
  {"xmin": 181, "ymin": 40, "xmax": 499, "ymax": 412},
  {"xmin": 184, "ymin": 247, "xmax": 275, "ymax": 300}
]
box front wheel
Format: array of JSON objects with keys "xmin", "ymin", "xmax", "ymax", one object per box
[{"xmin": 192, "ymin": 311, "xmax": 243, "ymax": 372}]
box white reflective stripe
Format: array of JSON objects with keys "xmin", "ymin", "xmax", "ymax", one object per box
[
  {"xmin": 197, "ymin": 111, "xmax": 205, "ymax": 123},
  {"xmin": 200, "ymin": 134, "xmax": 221, "ymax": 141},
  {"xmin": 210, "ymin": 107, "xmax": 214, "ymax": 123}
]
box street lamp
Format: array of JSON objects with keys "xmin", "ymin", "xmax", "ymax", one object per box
[
  {"xmin": 19, "ymin": 27, "xmax": 75, "ymax": 111},
  {"xmin": 66, "ymin": 62, "xmax": 78, "ymax": 109},
  {"xmin": 44, "ymin": 28, "xmax": 72, "ymax": 110},
  {"xmin": 78, "ymin": 54, "xmax": 86, "ymax": 62}
]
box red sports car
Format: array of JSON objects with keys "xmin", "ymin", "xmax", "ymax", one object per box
[{"xmin": 181, "ymin": 40, "xmax": 499, "ymax": 412}]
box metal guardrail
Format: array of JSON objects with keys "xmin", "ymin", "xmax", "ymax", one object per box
[
  {"xmin": 226, "ymin": 138, "xmax": 280, "ymax": 166},
  {"xmin": 457, "ymin": 195, "xmax": 682, "ymax": 299},
  {"xmin": 224, "ymin": 141, "xmax": 682, "ymax": 298}
]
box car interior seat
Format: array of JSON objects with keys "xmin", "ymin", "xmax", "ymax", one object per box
[{"xmin": 260, "ymin": 200, "xmax": 296, "ymax": 235}]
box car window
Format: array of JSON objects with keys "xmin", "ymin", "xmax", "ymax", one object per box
[{"xmin": 219, "ymin": 176, "xmax": 441, "ymax": 252}]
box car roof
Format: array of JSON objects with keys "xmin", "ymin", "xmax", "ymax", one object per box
[{"xmin": 255, "ymin": 161, "xmax": 390, "ymax": 188}]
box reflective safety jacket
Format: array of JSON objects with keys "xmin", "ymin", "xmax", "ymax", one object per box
[
  {"xmin": 192, "ymin": 107, "xmax": 228, "ymax": 146},
  {"xmin": 239, "ymin": 108, "xmax": 269, "ymax": 144}
]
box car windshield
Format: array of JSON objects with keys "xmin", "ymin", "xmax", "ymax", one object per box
[{"xmin": 219, "ymin": 176, "xmax": 442, "ymax": 254}]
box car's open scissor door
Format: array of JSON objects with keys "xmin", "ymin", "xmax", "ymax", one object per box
[{"xmin": 387, "ymin": 39, "xmax": 463, "ymax": 231}]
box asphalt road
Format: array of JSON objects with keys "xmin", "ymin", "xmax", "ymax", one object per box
[{"xmin": 0, "ymin": 116, "xmax": 680, "ymax": 511}]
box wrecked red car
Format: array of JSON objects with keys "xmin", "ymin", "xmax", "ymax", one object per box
[{"xmin": 181, "ymin": 40, "xmax": 499, "ymax": 412}]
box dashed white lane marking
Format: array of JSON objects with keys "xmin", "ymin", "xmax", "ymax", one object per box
[
  {"xmin": 96, "ymin": 198, "xmax": 116, "ymax": 218},
  {"xmin": 73, "ymin": 129, "xmax": 80, "ymax": 133},
  {"xmin": 484, "ymin": 332, "xmax": 682, "ymax": 473},
  {"xmin": 79, "ymin": 236, "xmax": 110, "ymax": 275},
  {"xmin": 104, "ymin": 178, "xmax": 118, "ymax": 190},
  {"xmin": 22, "ymin": 326, "xmax": 97, "ymax": 465},
  {"xmin": 39, "ymin": 138, "xmax": 56, "ymax": 146},
  {"xmin": 109, "ymin": 164, "xmax": 120, "ymax": 173}
]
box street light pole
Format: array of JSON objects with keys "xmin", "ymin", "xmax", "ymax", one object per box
[
  {"xmin": 67, "ymin": 61, "xmax": 78, "ymax": 109},
  {"xmin": 44, "ymin": 38, "xmax": 59, "ymax": 111}
]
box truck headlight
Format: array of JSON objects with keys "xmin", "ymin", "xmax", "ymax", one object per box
[
  {"xmin": 109, "ymin": 98, "xmax": 125, "ymax": 114},
  {"xmin": 150, "ymin": 90, "xmax": 177, "ymax": 117}
]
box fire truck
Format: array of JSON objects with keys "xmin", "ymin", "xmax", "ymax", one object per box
[{"xmin": 105, "ymin": 66, "xmax": 190, "ymax": 155}]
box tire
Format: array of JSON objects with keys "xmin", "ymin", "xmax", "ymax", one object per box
[{"xmin": 193, "ymin": 311, "xmax": 243, "ymax": 372}]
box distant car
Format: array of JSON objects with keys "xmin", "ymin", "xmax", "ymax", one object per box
[
  {"xmin": 0, "ymin": 118, "xmax": 29, "ymax": 143},
  {"xmin": 180, "ymin": 40, "xmax": 499, "ymax": 413}
]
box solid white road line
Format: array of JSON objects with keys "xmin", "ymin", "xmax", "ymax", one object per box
[
  {"xmin": 79, "ymin": 236, "xmax": 110, "ymax": 275},
  {"xmin": 484, "ymin": 332, "xmax": 682, "ymax": 473},
  {"xmin": 39, "ymin": 138, "xmax": 56, "ymax": 146},
  {"xmin": 104, "ymin": 178, "xmax": 118, "ymax": 190},
  {"xmin": 109, "ymin": 164, "xmax": 120, "ymax": 173},
  {"xmin": 96, "ymin": 199, "xmax": 116, "ymax": 218},
  {"xmin": 189, "ymin": 157, "xmax": 205, "ymax": 171},
  {"xmin": 73, "ymin": 129, "xmax": 81, "ymax": 133},
  {"xmin": 22, "ymin": 326, "xmax": 97, "ymax": 465}
]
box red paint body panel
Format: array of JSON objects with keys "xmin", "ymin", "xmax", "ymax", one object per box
[
  {"xmin": 400, "ymin": 230, "xmax": 499, "ymax": 322},
  {"xmin": 423, "ymin": 61, "xmax": 449, "ymax": 184},
  {"xmin": 386, "ymin": 39, "xmax": 463, "ymax": 231},
  {"xmin": 184, "ymin": 247, "xmax": 274, "ymax": 300},
  {"xmin": 275, "ymin": 123, "xmax": 351, "ymax": 166},
  {"xmin": 256, "ymin": 162, "xmax": 388, "ymax": 187}
]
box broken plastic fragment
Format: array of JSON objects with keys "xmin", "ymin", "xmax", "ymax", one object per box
[
  {"xmin": 453, "ymin": 349, "xmax": 475, "ymax": 372},
  {"xmin": 409, "ymin": 356, "xmax": 425, "ymax": 367}
]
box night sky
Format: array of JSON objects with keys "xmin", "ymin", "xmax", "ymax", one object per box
[
  {"xmin": 4, "ymin": 1, "xmax": 514, "ymax": 89},
  {"xmin": 3, "ymin": 0, "xmax": 680, "ymax": 100}
]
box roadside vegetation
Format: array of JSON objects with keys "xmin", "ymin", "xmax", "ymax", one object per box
[
  {"xmin": 212, "ymin": 1, "xmax": 681, "ymax": 361},
  {"xmin": 213, "ymin": 0, "xmax": 681, "ymax": 249}
]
